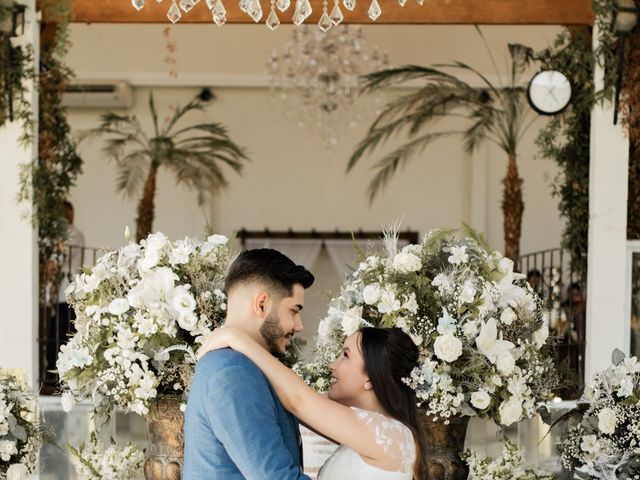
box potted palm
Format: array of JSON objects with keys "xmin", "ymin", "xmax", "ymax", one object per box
[
  {"xmin": 349, "ymin": 40, "xmax": 535, "ymax": 261},
  {"xmin": 87, "ymin": 91, "xmax": 249, "ymax": 241}
]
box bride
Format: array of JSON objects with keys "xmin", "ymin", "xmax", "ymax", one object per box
[{"xmin": 197, "ymin": 326, "xmax": 427, "ymax": 479}]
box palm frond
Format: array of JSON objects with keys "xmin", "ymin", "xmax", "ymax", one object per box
[
  {"xmin": 148, "ymin": 93, "xmax": 160, "ymax": 138},
  {"xmin": 162, "ymin": 99, "xmax": 205, "ymax": 136},
  {"xmin": 115, "ymin": 151, "xmax": 150, "ymax": 197},
  {"xmin": 360, "ymin": 65, "xmax": 463, "ymax": 94},
  {"xmin": 366, "ymin": 131, "xmax": 458, "ymax": 202}
]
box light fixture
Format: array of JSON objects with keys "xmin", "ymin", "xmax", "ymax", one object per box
[
  {"xmin": 1, "ymin": 1, "xmax": 26, "ymax": 122},
  {"xmin": 267, "ymin": 25, "xmax": 388, "ymax": 148},
  {"xmin": 131, "ymin": 0, "xmax": 424, "ymax": 30},
  {"xmin": 611, "ymin": 0, "xmax": 640, "ymax": 124}
]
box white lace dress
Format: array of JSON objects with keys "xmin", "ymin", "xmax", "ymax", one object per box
[{"xmin": 317, "ymin": 407, "xmax": 416, "ymax": 480}]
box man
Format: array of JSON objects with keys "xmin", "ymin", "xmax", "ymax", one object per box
[{"xmin": 184, "ymin": 249, "xmax": 315, "ymax": 479}]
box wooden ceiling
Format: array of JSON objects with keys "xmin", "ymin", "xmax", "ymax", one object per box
[{"xmin": 69, "ymin": 0, "xmax": 594, "ymax": 25}]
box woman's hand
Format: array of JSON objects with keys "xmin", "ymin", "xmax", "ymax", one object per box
[{"xmin": 196, "ymin": 326, "xmax": 238, "ymax": 360}]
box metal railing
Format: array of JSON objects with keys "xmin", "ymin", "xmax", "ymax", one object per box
[
  {"xmin": 38, "ymin": 245, "xmax": 106, "ymax": 395},
  {"xmin": 517, "ymin": 248, "xmax": 586, "ymax": 399}
]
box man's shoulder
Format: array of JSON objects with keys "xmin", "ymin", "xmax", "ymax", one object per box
[{"xmin": 197, "ymin": 348, "xmax": 263, "ymax": 378}]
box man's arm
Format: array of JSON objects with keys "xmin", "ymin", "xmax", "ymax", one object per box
[{"xmin": 203, "ymin": 355, "xmax": 311, "ymax": 480}]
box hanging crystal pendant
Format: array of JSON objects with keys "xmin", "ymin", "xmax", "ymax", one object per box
[
  {"xmin": 416, "ymin": 0, "xmax": 424, "ymax": 4},
  {"xmin": 276, "ymin": 0, "xmax": 290, "ymax": 11},
  {"xmin": 330, "ymin": 2, "xmax": 343, "ymax": 24},
  {"xmin": 132, "ymin": 0, "xmax": 145, "ymax": 10},
  {"xmin": 397, "ymin": 0, "xmax": 406, "ymax": 5},
  {"xmin": 156, "ymin": 0, "xmax": 163, "ymax": 2},
  {"xmin": 167, "ymin": 1, "xmax": 182, "ymax": 22},
  {"xmin": 239, "ymin": 0, "xmax": 252, "ymax": 13},
  {"xmin": 266, "ymin": 6, "xmax": 280, "ymax": 29},
  {"xmin": 179, "ymin": 0, "xmax": 196, "ymax": 11},
  {"xmin": 318, "ymin": 12, "xmax": 332, "ymax": 31},
  {"xmin": 342, "ymin": 0, "xmax": 355, "ymax": 11},
  {"xmin": 206, "ymin": 0, "xmax": 215, "ymax": 8},
  {"xmin": 293, "ymin": 0, "xmax": 312, "ymax": 24},
  {"xmin": 367, "ymin": 0, "xmax": 380, "ymax": 20},
  {"xmin": 212, "ymin": 0, "xmax": 226, "ymax": 25},
  {"xmin": 248, "ymin": 0, "xmax": 263, "ymax": 22}
]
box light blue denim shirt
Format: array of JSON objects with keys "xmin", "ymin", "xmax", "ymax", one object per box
[{"xmin": 184, "ymin": 348, "xmax": 310, "ymax": 480}]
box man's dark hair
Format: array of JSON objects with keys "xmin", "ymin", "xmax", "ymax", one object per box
[
  {"xmin": 63, "ymin": 201, "xmax": 73, "ymax": 211},
  {"xmin": 224, "ymin": 248, "xmax": 314, "ymax": 298},
  {"xmin": 527, "ymin": 269, "xmax": 542, "ymax": 279}
]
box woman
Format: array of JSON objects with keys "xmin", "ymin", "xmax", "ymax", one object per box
[{"xmin": 197, "ymin": 327, "xmax": 427, "ymax": 479}]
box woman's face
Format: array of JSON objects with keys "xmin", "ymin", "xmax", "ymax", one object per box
[{"xmin": 328, "ymin": 332, "xmax": 370, "ymax": 405}]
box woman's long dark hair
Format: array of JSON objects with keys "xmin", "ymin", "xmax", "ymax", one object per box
[{"xmin": 359, "ymin": 327, "xmax": 428, "ymax": 480}]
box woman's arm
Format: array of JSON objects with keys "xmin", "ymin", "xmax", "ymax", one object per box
[{"xmin": 197, "ymin": 328, "xmax": 391, "ymax": 466}]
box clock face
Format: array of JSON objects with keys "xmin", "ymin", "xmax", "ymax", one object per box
[{"xmin": 527, "ymin": 70, "xmax": 572, "ymax": 115}]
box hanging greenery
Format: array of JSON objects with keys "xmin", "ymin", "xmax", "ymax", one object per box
[
  {"xmin": 0, "ymin": 2, "xmax": 35, "ymax": 142},
  {"xmin": 17, "ymin": 0, "xmax": 83, "ymax": 303},
  {"xmin": 514, "ymin": 0, "xmax": 619, "ymax": 282}
]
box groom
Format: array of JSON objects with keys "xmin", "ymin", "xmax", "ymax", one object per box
[{"xmin": 184, "ymin": 248, "xmax": 315, "ymax": 479}]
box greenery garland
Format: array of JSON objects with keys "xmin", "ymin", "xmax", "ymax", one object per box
[
  {"xmin": 0, "ymin": 2, "xmax": 35, "ymax": 143},
  {"xmin": 17, "ymin": 0, "xmax": 83, "ymax": 302},
  {"xmin": 516, "ymin": 0, "xmax": 618, "ymax": 282}
]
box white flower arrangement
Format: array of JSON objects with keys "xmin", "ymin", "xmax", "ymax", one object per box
[
  {"xmin": 57, "ymin": 232, "xmax": 231, "ymax": 418},
  {"xmin": 0, "ymin": 371, "xmax": 42, "ymax": 480},
  {"xmin": 557, "ymin": 349, "xmax": 640, "ymax": 479},
  {"xmin": 302, "ymin": 228, "xmax": 557, "ymax": 426},
  {"xmin": 68, "ymin": 433, "xmax": 144, "ymax": 480},
  {"xmin": 462, "ymin": 438, "xmax": 555, "ymax": 479}
]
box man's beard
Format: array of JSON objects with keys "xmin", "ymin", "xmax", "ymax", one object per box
[{"xmin": 260, "ymin": 311, "xmax": 289, "ymax": 359}]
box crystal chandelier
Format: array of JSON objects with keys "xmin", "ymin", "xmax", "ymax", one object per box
[
  {"xmin": 267, "ymin": 25, "xmax": 389, "ymax": 148},
  {"xmin": 131, "ymin": 0, "xmax": 424, "ymax": 30}
]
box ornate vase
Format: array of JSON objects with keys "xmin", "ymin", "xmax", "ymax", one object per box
[
  {"xmin": 421, "ymin": 413, "xmax": 470, "ymax": 480},
  {"xmin": 144, "ymin": 396, "xmax": 184, "ymax": 480}
]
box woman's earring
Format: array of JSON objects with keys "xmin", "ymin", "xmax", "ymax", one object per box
[{"xmin": 364, "ymin": 382, "xmax": 371, "ymax": 390}]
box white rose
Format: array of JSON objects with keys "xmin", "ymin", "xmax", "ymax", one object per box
[
  {"xmin": 0, "ymin": 440, "xmax": 18, "ymax": 461},
  {"xmin": 0, "ymin": 421, "xmax": 8, "ymax": 436},
  {"xmin": 470, "ymin": 390, "xmax": 491, "ymax": 410},
  {"xmin": 177, "ymin": 313, "xmax": 198, "ymax": 331},
  {"xmin": 500, "ymin": 307, "xmax": 517, "ymax": 326},
  {"xmin": 362, "ymin": 284, "xmax": 381, "ymax": 305},
  {"xmin": 169, "ymin": 243, "xmax": 192, "ymax": 265},
  {"xmin": 207, "ymin": 234, "xmax": 228, "ymax": 245},
  {"xmin": 597, "ymin": 407, "xmax": 617, "ymax": 435},
  {"xmin": 498, "ymin": 396, "xmax": 523, "ymax": 426},
  {"xmin": 145, "ymin": 232, "xmax": 169, "ymax": 252},
  {"xmin": 108, "ymin": 298, "xmax": 130, "ymax": 316},
  {"xmin": 433, "ymin": 334, "xmax": 463, "ymax": 363},
  {"xmin": 496, "ymin": 354, "xmax": 516, "ymax": 375},
  {"xmin": 6, "ymin": 463, "xmax": 28, "ymax": 480},
  {"xmin": 498, "ymin": 257, "xmax": 514, "ymax": 275},
  {"xmin": 462, "ymin": 321, "xmax": 479, "ymax": 340},
  {"xmin": 138, "ymin": 249, "xmax": 161, "ymax": 271},
  {"xmin": 341, "ymin": 307, "xmax": 363, "ymax": 336},
  {"xmin": 580, "ymin": 435, "xmax": 600, "ymax": 454},
  {"xmin": 392, "ymin": 251, "xmax": 422, "ymax": 273}
]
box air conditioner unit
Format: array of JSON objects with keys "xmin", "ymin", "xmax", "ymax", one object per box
[{"xmin": 61, "ymin": 80, "xmax": 134, "ymax": 109}]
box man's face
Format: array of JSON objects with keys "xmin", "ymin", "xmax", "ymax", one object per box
[{"xmin": 260, "ymin": 283, "xmax": 305, "ymax": 357}]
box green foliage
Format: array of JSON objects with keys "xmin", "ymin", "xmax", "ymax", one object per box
[
  {"xmin": 0, "ymin": 3, "xmax": 35, "ymax": 143},
  {"xmin": 349, "ymin": 31, "xmax": 535, "ymax": 203},
  {"xmin": 512, "ymin": 0, "xmax": 618, "ymax": 282}
]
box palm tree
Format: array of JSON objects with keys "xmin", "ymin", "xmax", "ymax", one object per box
[
  {"xmin": 348, "ymin": 41, "xmax": 536, "ymax": 261},
  {"xmin": 88, "ymin": 92, "xmax": 249, "ymax": 241}
]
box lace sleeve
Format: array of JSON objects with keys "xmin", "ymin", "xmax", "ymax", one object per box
[{"xmin": 350, "ymin": 407, "xmax": 416, "ymax": 473}]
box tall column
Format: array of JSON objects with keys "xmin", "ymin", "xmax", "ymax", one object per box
[
  {"xmin": 585, "ymin": 25, "xmax": 630, "ymax": 382},
  {"xmin": 0, "ymin": 0, "xmax": 39, "ymax": 390}
]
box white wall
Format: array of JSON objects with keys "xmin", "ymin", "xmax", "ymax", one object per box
[{"xmin": 66, "ymin": 23, "xmax": 565, "ymax": 257}]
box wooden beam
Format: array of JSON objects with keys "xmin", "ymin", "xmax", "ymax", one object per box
[{"xmin": 70, "ymin": 0, "xmax": 594, "ymax": 25}]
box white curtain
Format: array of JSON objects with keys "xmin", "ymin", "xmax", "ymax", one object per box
[
  {"xmin": 244, "ymin": 238, "xmax": 323, "ymax": 270},
  {"xmin": 324, "ymin": 238, "xmax": 410, "ymax": 281}
]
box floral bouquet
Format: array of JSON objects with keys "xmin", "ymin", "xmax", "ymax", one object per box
[
  {"xmin": 304, "ymin": 228, "xmax": 557, "ymax": 426},
  {"xmin": 57, "ymin": 232, "xmax": 231, "ymax": 419},
  {"xmin": 462, "ymin": 438, "xmax": 555, "ymax": 479},
  {"xmin": 557, "ymin": 350, "xmax": 640, "ymax": 479},
  {"xmin": 68, "ymin": 433, "xmax": 145, "ymax": 480},
  {"xmin": 0, "ymin": 371, "xmax": 42, "ymax": 480}
]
